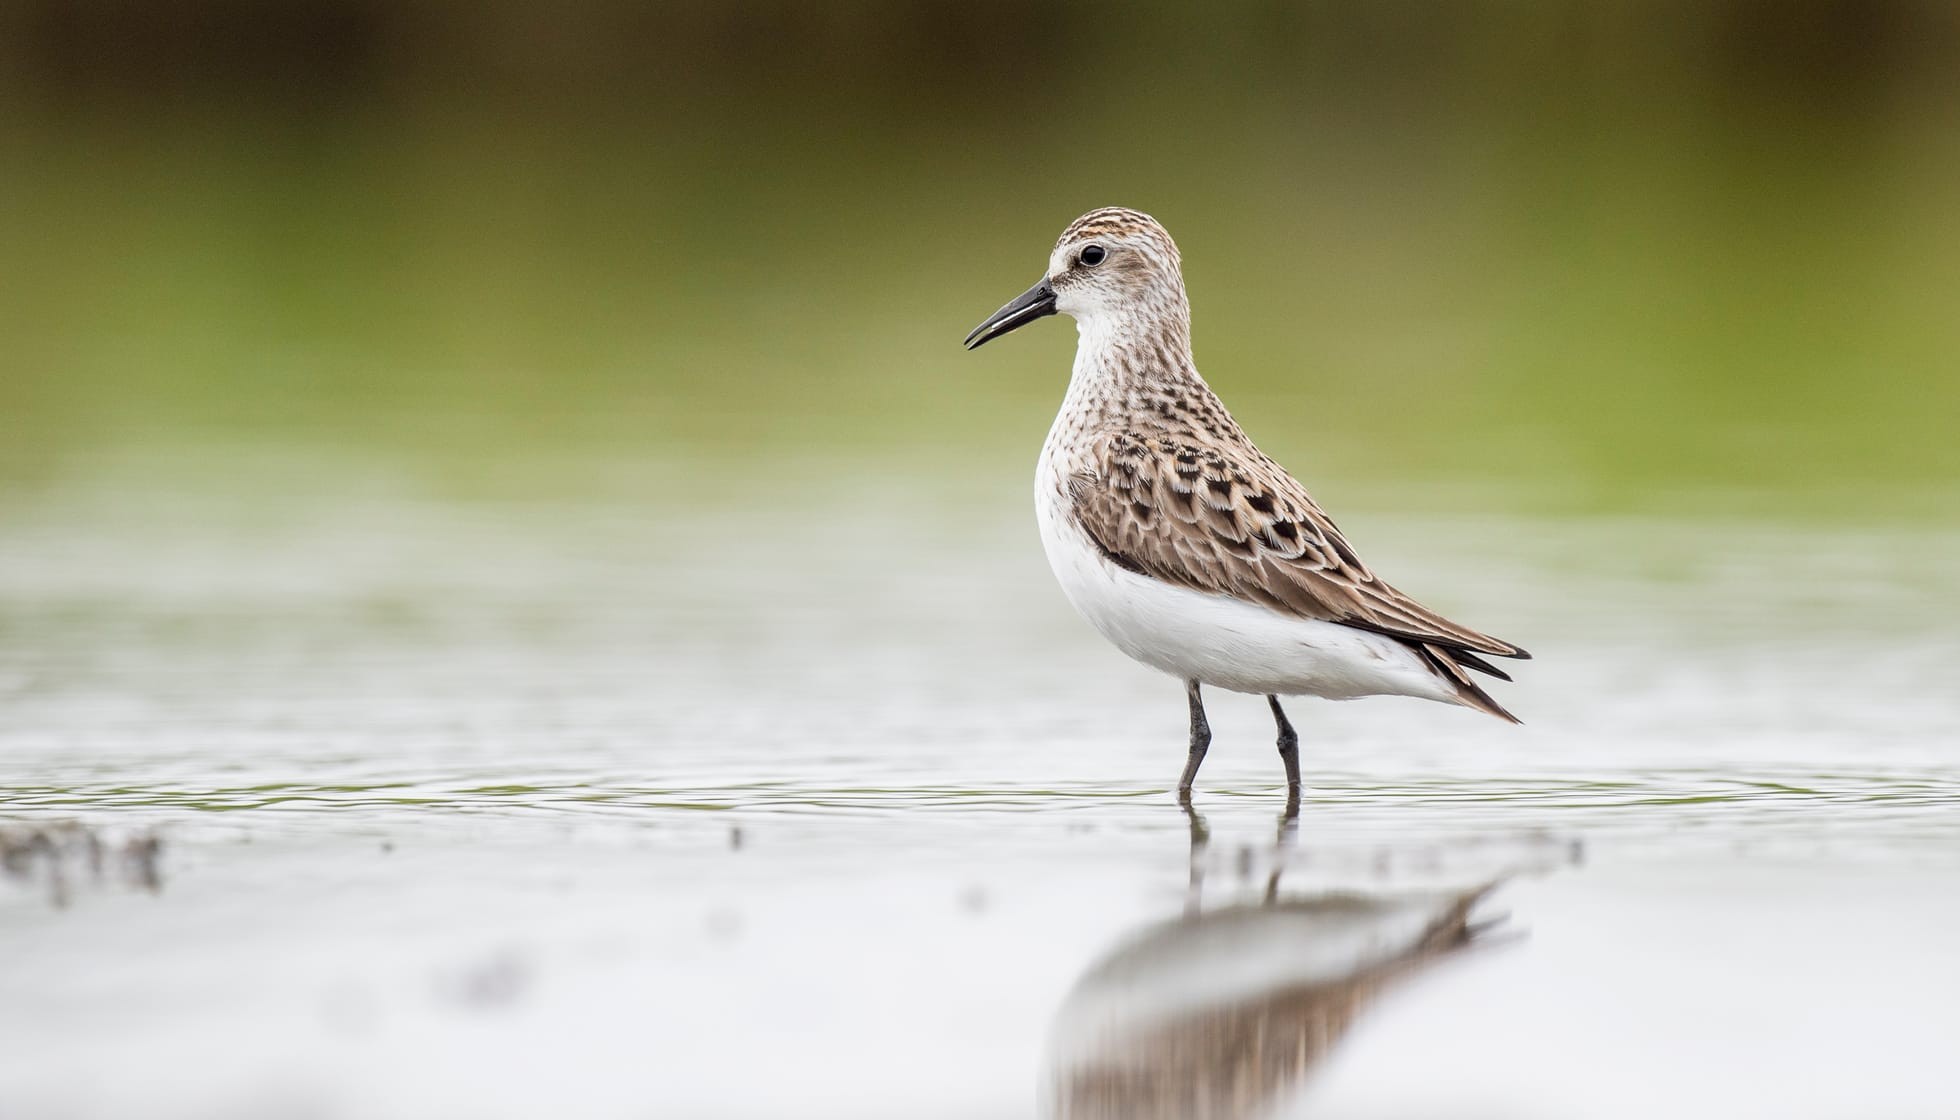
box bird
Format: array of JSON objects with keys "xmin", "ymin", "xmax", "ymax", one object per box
[{"xmin": 963, "ymin": 207, "xmax": 1528, "ymax": 805}]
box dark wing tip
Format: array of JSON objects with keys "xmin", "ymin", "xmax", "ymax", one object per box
[
  {"xmin": 1417, "ymin": 643, "xmax": 1524, "ymax": 724},
  {"xmin": 1450, "ymin": 649, "xmax": 1514, "ymax": 682}
]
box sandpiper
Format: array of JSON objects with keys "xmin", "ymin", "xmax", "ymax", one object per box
[{"xmin": 964, "ymin": 207, "xmax": 1528, "ymax": 804}]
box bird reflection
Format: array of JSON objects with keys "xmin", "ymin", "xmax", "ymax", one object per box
[{"xmin": 1044, "ymin": 804, "xmax": 1500, "ymax": 1120}]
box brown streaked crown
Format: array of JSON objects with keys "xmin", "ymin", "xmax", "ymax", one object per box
[{"xmin": 1057, "ymin": 207, "xmax": 1181, "ymax": 262}]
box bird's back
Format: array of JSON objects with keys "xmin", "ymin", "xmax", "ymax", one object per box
[{"xmin": 1043, "ymin": 367, "xmax": 1527, "ymax": 716}]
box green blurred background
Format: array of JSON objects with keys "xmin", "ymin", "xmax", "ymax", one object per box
[{"xmin": 2, "ymin": 0, "xmax": 1956, "ymax": 512}]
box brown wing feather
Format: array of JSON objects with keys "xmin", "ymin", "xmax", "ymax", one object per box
[{"xmin": 1068, "ymin": 432, "xmax": 1530, "ymax": 662}]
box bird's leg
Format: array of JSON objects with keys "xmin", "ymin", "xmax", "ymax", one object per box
[
  {"xmin": 1268, "ymin": 694, "xmax": 1302, "ymax": 812},
  {"xmin": 1176, "ymin": 680, "xmax": 1211, "ymax": 803}
]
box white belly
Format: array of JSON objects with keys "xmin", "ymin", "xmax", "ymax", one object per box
[{"xmin": 1033, "ymin": 470, "xmax": 1459, "ymax": 705}]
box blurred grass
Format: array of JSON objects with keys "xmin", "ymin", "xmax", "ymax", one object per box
[{"xmin": 1, "ymin": 1, "xmax": 1957, "ymax": 514}]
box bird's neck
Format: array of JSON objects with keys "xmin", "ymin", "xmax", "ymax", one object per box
[{"xmin": 1057, "ymin": 308, "xmax": 1224, "ymax": 436}]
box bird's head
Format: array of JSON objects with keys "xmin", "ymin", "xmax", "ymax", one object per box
[{"xmin": 964, "ymin": 207, "xmax": 1187, "ymax": 350}]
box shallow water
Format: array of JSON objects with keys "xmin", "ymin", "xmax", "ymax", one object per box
[{"xmin": 3, "ymin": 467, "xmax": 1958, "ymax": 1119}]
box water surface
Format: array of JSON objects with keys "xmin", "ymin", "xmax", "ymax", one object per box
[{"xmin": 3, "ymin": 467, "xmax": 1957, "ymax": 1118}]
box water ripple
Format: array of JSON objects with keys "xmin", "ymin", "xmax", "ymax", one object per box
[{"xmin": 6, "ymin": 767, "xmax": 1955, "ymax": 837}]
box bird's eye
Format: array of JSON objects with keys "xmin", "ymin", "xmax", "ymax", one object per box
[{"xmin": 1078, "ymin": 245, "xmax": 1107, "ymax": 267}]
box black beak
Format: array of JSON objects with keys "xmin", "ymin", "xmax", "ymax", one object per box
[{"xmin": 963, "ymin": 277, "xmax": 1057, "ymax": 350}]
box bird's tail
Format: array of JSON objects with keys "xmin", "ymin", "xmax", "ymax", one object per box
[{"xmin": 1418, "ymin": 643, "xmax": 1522, "ymax": 724}]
